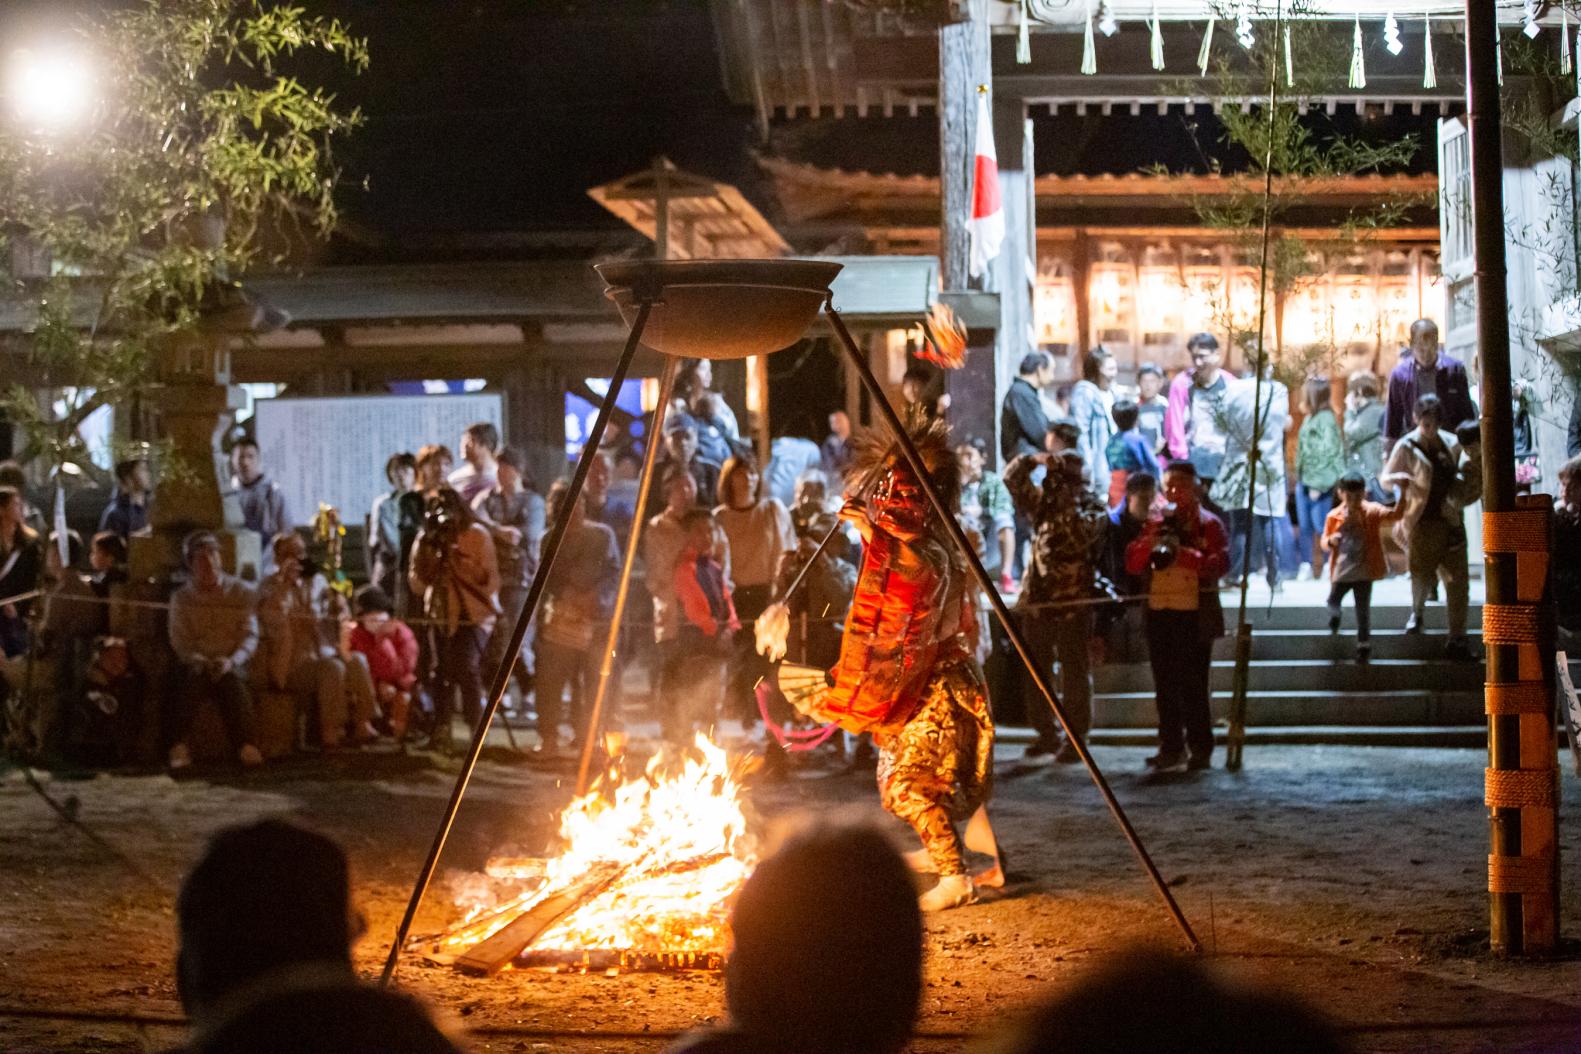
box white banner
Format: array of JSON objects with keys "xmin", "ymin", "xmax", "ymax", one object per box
[{"xmin": 254, "ymin": 393, "xmax": 503, "ymax": 533}]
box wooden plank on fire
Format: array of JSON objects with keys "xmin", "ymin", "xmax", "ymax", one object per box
[{"xmin": 453, "ymin": 862, "xmax": 627, "ymax": 977}]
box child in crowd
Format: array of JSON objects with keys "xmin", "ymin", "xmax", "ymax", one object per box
[
  {"xmin": 344, "ymin": 585, "xmax": 419, "ymax": 739},
  {"xmin": 1320, "ymin": 471, "xmax": 1404, "ymax": 664},
  {"xmin": 1044, "ymin": 419, "xmax": 1080, "ymax": 455},
  {"xmin": 1103, "ymin": 399, "xmax": 1162, "ymax": 508},
  {"xmin": 88, "ymin": 531, "xmax": 128, "ymax": 597},
  {"xmin": 668, "ymin": 508, "xmax": 739, "ymax": 743}
]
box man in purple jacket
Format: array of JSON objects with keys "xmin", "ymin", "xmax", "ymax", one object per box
[{"xmin": 1384, "ymin": 319, "xmax": 1476, "ymax": 451}]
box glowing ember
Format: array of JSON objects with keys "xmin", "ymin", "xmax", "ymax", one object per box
[{"xmin": 435, "ymin": 736, "xmax": 756, "ymax": 967}]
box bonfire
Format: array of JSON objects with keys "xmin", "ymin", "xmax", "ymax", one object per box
[{"xmin": 414, "ymin": 736, "xmax": 757, "ymax": 975}]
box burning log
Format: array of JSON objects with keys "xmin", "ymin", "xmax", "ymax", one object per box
[{"xmin": 453, "ymin": 861, "xmax": 629, "ymax": 977}]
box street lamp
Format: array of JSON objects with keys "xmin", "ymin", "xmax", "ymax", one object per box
[{"xmin": 5, "ymin": 46, "xmax": 95, "ymax": 130}]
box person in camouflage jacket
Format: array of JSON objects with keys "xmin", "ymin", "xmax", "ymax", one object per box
[{"xmin": 1004, "ymin": 450, "xmax": 1108, "ymax": 762}]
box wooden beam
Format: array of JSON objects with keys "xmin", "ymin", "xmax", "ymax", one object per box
[{"xmin": 937, "ymin": 0, "xmax": 989, "ymax": 292}]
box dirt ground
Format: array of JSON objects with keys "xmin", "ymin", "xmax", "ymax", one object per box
[{"xmin": 2, "ymin": 739, "xmax": 1579, "ymax": 1053}]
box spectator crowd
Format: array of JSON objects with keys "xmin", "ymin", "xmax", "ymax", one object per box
[{"xmin": 2, "ymin": 317, "xmax": 1579, "ymax": 777}]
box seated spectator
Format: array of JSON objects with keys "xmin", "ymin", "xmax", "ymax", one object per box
[
  {"xmin": 449, "ymin": 420, "xmax": 500, "ymax": 505},
  {"xmin": 984, "ymin": 948, "xmax": 1346, "ymax": 1054},
  {"xmin": 345, "ymin": 585, "xmax": 419, "ymax": 741},
  {"xmin": 1103, "ymin": 399, "xmax": 1162, "ymax": 508},
  {"xmin": 667, "ymin": 508, "xmax": 738, "ymax": 743},
  {"xmin": 99, "ymin": 456, "xmax": 152, "ymax": 540},
  {"xmin": 259, "ymin": 532, "xmax": 377, "ymax": 750},
  {"xmin": 669, "ymin": 824, "xmax": 922, "ymax": 1054},
  {"xmin": 174, "ymin": 820, "xmax": 461, "ymax": 1054},
  {"xmin": 0, "ymin": 484, "xmax": 44, "ymax": 658},
  {"xmin": 167, "ymin": 531, "xmax": 263, "ymax": 770},
  {"xmin": 1322, "ymin": 471, "xmax": 1406, "ymax": 665},
  {"xmin": 89, "ymin": 531, "xmax": 128, "ymax": 597}
]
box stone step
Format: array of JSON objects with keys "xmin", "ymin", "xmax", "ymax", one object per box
[
  {"xmin": 1090, "ymin": 689, "xmax": 1485, "ymax": 728},
  {"xmin": 997, "ymin": 724, "xmax": 1487, "ymax": 748},
  {"xmin": 1093, "ymin": 659, "xmax": 1483, "ymax": 694},
  {"xmin": 1220, "ymin": 602, "xmax": 1482, "ymax": 631},
  {"xmin": 1204, "ymin": 630, "xmax": 1483, "ymax": 662}
]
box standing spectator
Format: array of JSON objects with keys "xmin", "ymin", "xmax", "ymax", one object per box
[
  {"xmin": 668, "ymin": 508, "xmax": 739, "ymax": 742},
  {"xmin": 1006, "ymin": 449, "xmax": 1108, "ymax": 763},
  {"xmin": 0, "ymin": 485, "xmax": 43, "ymax": 658},
  {"xmin": 1554, "ymin": 455, "xmax": 1581, "ymax": 635},
  {"xmin": 1294, "ymin": 377, "xmax": 1344, "ymax": 578},
  {"xmin": 409, "ymin": 487, "xmax": 500, "ymax": 753},
  {"xmin": 957, "ymin": 443, "xmax": 1016, "ymax": 592},
  {"xmin": 582, "ymin": 449, "xmax": 633, "ymax": 550},
  {"xmin": 398, "ymin": 445, "xmax": 453, "ymax": 596},
  {"xmin": 1512, "ymin": 381, "xmax": 1540, "ymax": 495},
  {"xmin": 775, "ymin": 505, "xmax": 857, "ymax": 670},
  {"xmin": 345, "ymin": 585, "xmax": 419, "ymax": 741},
  {"xmin": 1001, "ymin": 352, "xmax": 1054, "ymax": 461},
  {"xmin": 676, "ymin": 359, "xmax": 740, "ymax": 440},
  {"xmin": 1135, "ymin": 362, "xmax": 1168, "ymax": 453},
  {"xmin": 258, "ymin": 532, "xmax": 377, "ymax": 750},
  {"xmin": 1321, "ymin": 472, "xmax": 1405, "ymax": 664},
  {"xmin": 1163, "ymin": 334, "xmax": 1231, "ymax": 491},
  {"xmin": 1384, "ymin": 319, "xmax": 1476, "ymax": 449},
  {"xmin": 473, "ymin": 447, "xmax": 545, "ymax": 701},
  {"xmin": 1102, "ymin": 473, "xmax": 1159, "ymax": 598},
  {"xmin": 763, "ymin": 432, "xmax": 822, "ymax": 508},
  {"xmin": 1125, "ymin": 462, "xmax": 1230, "ymax": 772},
  {"xmin": 1211, "ymin": 367, "xmax": 1291, "ymax": 591},
  {"xmin": 1343, "ymin": 371, "xmax": 1386, "ymax": 496},
  {"xmin": 1070, "ymin": 347, "xmax": 1119, "ymax": 500},
  {"xmin": 167, "ymin": 531, "xmax": 263, "ymax": 770},
  {"xmin": 1045, "ymin": 419, "xmax": 1080, "ymax": 455},
  {"xmin": 714, "ymin": 455, "xmax": 795, "ymax": 726},
  {"xmin": 822, "ymin": 409, "xmax": 854, "ymax": 481},
  {"xmin": 788, "ymin": 468, "xmax": 834, "ymax": 538},
  {"xmin": 230, "ymin": 437, "xmax": 292, "ymax": 556},
  {"xmin": 0, "ymin": 461, "xmax": 46, "ymax": 534},
  {"xmin": 533, "ymin": 480, "xmax": 620, "ymax": 755},
  {"xmin": 658, "ymin": 419, "xmax": 720, "ymax": 509},
  {"xmin": 645, "ymin": 468, "xmax": 729, "ymax": 719},
  {"xmin": 448, "ymin": 421, "xmax": 500, "ymax": 505},
  {"xmin": 1103, "ymin": 400, "xmax": 1162, "ymax": 508},
  {"xmin": 98, "ymin": 457, "xmax": 152, "ymax": 540},
  {"xmin": 691, "ymin": 391, "xmax": 740, "ymax": 469},
  {"xmin": 366, "ymin": 452, "xmax": 415, "ymax": 605},
  {"xmin": 1382, "ymin": 394, "xmax": 1473, "ymax": 657}
]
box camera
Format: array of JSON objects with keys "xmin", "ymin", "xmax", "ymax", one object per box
[{"xmin": 1148, "ymin": 540, "xmax": 1178, "ymax": 572}]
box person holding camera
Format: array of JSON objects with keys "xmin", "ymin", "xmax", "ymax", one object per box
[
  {"xmin": 1005, "ymin": 447, "xmax": 1108, "ymax": 764},
  {"xmin": 1125, "ymin": 461, "xmax": 1230, "ymax": 773},
  {"xmin": 409, "ymin": 486, "xmax": 501, "ymax": 753},
  {"xmin": 258, "ymin": 532, "xmax": 378, "ymax": 750}
]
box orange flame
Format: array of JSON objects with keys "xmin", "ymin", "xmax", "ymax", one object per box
[{"xmin": 439, "ymin": 736, "xmax": 756, "ymax": 962}]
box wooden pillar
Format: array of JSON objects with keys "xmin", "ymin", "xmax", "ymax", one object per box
[{"xmin": 937, "ymin": 0, "xmax": 998, "ymax": 456}]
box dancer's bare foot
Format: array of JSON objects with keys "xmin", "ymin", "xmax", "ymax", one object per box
[{"xmin": 918, "ymin": 873, "xmax": 977, "ymax": 912}]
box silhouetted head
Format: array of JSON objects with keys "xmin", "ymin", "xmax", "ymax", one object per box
[
  {"xmin": 176, "ymin": 820, "xmax": 361, "ymax": 1023},
  {"xmin": 725, "ymin": 825, "xmax": 922, "ymax": 1054},
  {"xmin": 987, "ymin": 948, "xmax": 1348, "ymax": 1054}
]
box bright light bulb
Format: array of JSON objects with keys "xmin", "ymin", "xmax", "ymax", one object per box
[{"xmin": 6, "ymin": 47, "xmax": 95, "ymax": 130}]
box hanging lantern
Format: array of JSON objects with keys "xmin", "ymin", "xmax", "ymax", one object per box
[
  {"xmin": 1279, "ymin": 260, "xmax": 1332, "ymax": 352},
  {"xmin": 1198, "ymin": 17, "xmax": 1215, "ymax": 76},
  {"xmin": 1349, "ymin": 14, "xmax": 1367, "ymax": 90},
  {"xmin": 1331, "ymin": 254, "xmax": 1379, "ymax": 361},
  {"xmin": 1016, "ymin": 0, "xmax": 1032, "ymax": 64},
  {"xmin": 1423, "ymin": 12, "xmax": 1437, "ymax": 89}
]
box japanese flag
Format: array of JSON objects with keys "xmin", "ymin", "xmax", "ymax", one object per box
[{"xmin": 967, "ymin": 91, "xmax": 1004, "ymax": 280}]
